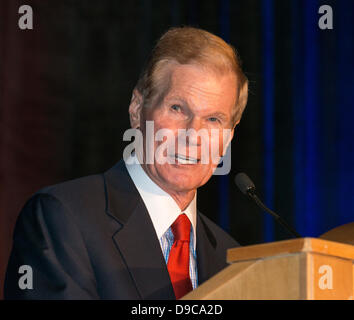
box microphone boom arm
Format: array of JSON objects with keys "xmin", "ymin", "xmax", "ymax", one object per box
[{"xmin": 247, "ymin": 191, "xmax": 302, "ymax": 238}]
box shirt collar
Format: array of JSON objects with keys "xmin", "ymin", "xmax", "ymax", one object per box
[{"xmin": 124, "ymin": 154, "xmax": 197, "ymax": 249}]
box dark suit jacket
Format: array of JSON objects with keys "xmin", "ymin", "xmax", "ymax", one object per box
[{"xmin": 4, "ymin": 161, "xmax": 240, "ymax": 299}]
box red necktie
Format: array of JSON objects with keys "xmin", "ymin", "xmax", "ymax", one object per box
[{"xmin": 167, "ymin": 214, "xmax": 193, "ymax": 299}]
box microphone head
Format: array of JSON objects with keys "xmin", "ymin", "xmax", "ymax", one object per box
[{"xmin": 234, "ymin": 172, "xmax": 256, "ymax": 195}]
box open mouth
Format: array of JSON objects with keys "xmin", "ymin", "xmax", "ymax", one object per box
[{"xmin": 174, "ymin": 154, "xmax": 199, "ymax": 164}]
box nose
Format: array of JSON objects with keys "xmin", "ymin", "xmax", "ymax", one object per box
[
  {"xmin": 184, "ymin": 116, "xmax": 204, "ymax": 146},
  {"xmin": 186, "ymin": 116, "xmax": 203, "ymax": 131}
]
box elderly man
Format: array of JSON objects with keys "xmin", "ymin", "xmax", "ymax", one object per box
[{"xmin": 4, "ymin": 27, "xmax": 248, "ymax": 299}]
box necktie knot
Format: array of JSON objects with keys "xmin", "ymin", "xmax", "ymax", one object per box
[{"xmin": 171, "ymin": 214, "xmax": 191, "ymax": 242}]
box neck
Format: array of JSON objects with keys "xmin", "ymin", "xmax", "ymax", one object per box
[{"xmin": 168, "ymin": 189, "xmax": 196, "ymax": 211}]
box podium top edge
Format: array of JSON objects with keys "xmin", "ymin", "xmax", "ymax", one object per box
[{"xmin": 227, "ymin": 237, "xmax": 354, "ymax": 263}]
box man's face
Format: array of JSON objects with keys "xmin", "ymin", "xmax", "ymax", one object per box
[{"xmin": 132, "ymin": 63, "xmax": 238, "ymax": 195}]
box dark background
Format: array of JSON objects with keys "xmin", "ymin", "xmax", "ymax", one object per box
[{"xmin": 0, "ymin": 0, "xmax": 353, "ymax": 299}]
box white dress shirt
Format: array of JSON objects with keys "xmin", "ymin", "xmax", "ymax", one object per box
[{"xmin": 124, "ymin": 154, "xmax": 198, "ymax": 289}]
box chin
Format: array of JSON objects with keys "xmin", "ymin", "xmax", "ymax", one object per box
[
  {"xmin": 162, "ymin": 167, "xmax": 211, "ymax": 192},
  {"xmin": 170, "ymin": 180, "xmax": 200, "ymax": 192}
]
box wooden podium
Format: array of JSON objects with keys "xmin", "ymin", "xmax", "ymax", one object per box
[{"xmin": 182, "ymin": 238, "xmax": 354, "ymax": 300}]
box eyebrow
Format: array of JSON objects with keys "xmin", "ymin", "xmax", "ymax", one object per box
[{"xmin": 166, "ymin": 96, "xmax": 188, "ymax": 104}]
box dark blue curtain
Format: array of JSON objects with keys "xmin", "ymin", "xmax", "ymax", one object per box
[
  {"xmin": 258, "ymin": 0, "xmax": 354, "ymax": 240},
  {"xmin": 215, "ymin": 0, "xmax": 354, "ymax": 241}
]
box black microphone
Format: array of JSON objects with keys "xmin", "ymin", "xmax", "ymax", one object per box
[{"xmin": 235, "ymin": 172, "xmax": 301, "ymax": 238}]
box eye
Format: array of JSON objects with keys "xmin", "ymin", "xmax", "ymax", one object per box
[
  {"xmin": 170, "ymin": 104, "xmax": 181, "ymax": 112},
  {"xmin": 208, "ymin": 117, "xmax": 219, "ymax": 123}
]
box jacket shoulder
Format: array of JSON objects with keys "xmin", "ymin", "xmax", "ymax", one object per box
[
  {"xmin": 21, "ymin": 173, "xmax": 107, "ymax": 226},
  {"xmin": 37, "ymin": 174, "xmax": 104, "ymax": 200}
]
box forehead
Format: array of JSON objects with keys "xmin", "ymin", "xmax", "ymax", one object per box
[{"xmin": 164, "ymin": 63, "xmax": 238, "ymax": 112}]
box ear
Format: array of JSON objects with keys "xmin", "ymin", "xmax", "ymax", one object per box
[
  {"xmin": 227, "ymin": 127, "xmax": 235, "ymax": 146},
  {"xmin": 232, "ymin": 119, "xmax": 240, "ymax": 130},
  {"xmin": 129, "ymin": 89, "xmax": 143, "ymax": 128}
]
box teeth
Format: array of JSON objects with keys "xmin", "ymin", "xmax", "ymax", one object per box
[{"xmin": 175, "ymin": 155, "xmax": 198, "ymax": 164}]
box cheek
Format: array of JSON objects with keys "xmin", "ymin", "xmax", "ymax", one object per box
[
  {"xmin": 208, "ymin": 130, "xmax": 224, "ymax": 158},
  {"xmin": 215, "ymin": 129, "xmax": 233, "ymax": 155},
  {"xmin": 142, "ymin": 108, "xmax": 177, "ymax": 144},
  {"xmin": 150, "ymin": 113, "xmax": 179, "ymax": 140}
]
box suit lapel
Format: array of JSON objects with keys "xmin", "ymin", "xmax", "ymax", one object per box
[
  {"xmin": 196, "ymin": 213, "xmax": 227, "ymax": 286},
  {"xmin": 103, "ymin": 161, "xmax": 175, "ymax": 300}
]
